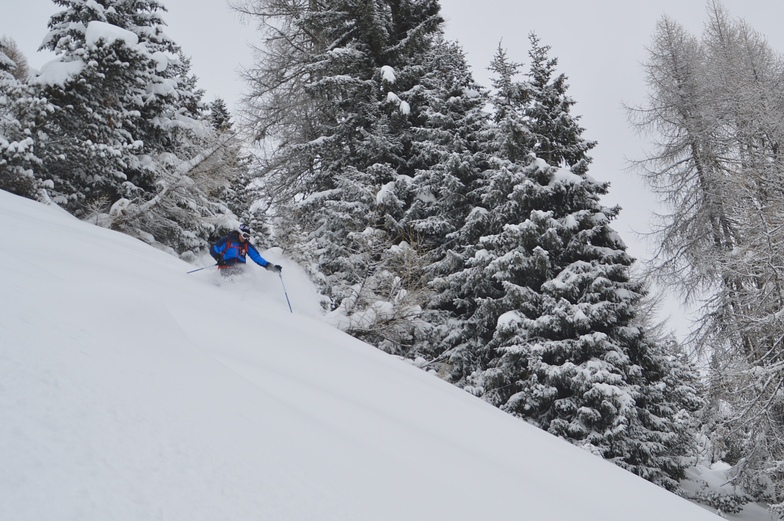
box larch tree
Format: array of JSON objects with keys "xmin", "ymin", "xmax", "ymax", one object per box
[
  {"xmin": 631, "ymin": 2, "xmax": 784, "ymax": 508},
  {"xmin": 0, "ymin": 37, "xmax": 30, "ymax": 82}
]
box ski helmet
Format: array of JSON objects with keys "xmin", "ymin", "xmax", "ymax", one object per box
[{"xmin": 238, "ymin": 223, "xmax": 251, "ymax": 237}]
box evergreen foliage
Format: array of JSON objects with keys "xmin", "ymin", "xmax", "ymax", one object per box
[
  {"xmin": 235, "ymin": 0, "xmax": 478, "ymax": 353},
  {"xmin": 36, "ymin": 0, "xmax": 166, "ymax": 210},
  {"xmin": 521, "ymin": 34, "xmax": 595, "ymax": 173},
  {"xmin": 392, "ymin": 36, "xmax": 491, "ymax": 361},
  {"xmin": 431, "ymin": 37, "xmax": 701, "ymax": 489},
  {"xmin": 31, "ymin": 0, "xmax": 243, "ymax": 255},
  {"xmin": 0, "ymin": 39, "xmax": 46, "ymax": 199},
  {"xmin": 235, "ymin": 1, "xmax": 702, "ymax": 488}
]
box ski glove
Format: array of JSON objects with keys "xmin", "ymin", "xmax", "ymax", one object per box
[{"xmin": 266, "ymin": 263, "xmax": 282, "ymax": 273}]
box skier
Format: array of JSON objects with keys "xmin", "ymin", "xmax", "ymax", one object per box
[{"xmin": 210, "ymin": 224, "xmax": 282, "ymax": 277}]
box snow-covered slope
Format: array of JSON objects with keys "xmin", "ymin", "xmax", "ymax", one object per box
[{"xmin": 0, "ymin": 190, "xmax": 724, "ymax": 520}]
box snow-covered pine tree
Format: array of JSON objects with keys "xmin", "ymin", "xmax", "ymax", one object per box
[
  {"xmin": 34, "ymin": 0, "xmax": 236, "ymax": 255},
  {"xmin": 484, "ymin": 44, "xmax": 531, "ymax": 163},
  {"xmin": 209, "ymin": 98, "xmax": 233, "ymax": 133},
  {"xmin": 0, "ymin": 38, "xmax": 46, "ymax": 199},
  {"xmin": 237, "ymin": 0, "xmax": 470, "ymax": 354},
  {"xmin": 424, "ymin": 42, "xmax": 536, "ymax": 382},
  {"xmin": 395, "ymin": 37, "xmax": 489, "ymax": 255},
  {"xmin": 433, "ymin": 38, "xmax": 700, "ymax": 489},
  {"xmin": 35, "ymin": 0, "xmax": 155, "ymax": 211},
  {"xmin": 520, "ymin": 33, "xmax": 595, "ymax": 173},
  {"xmin": 391, "ymin": 36, "xmax": 492, "ymax": 366}
]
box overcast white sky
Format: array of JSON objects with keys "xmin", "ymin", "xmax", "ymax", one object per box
[{"xmin": 4, "ymin": 0, "xmax": 784, "ymax": 332}]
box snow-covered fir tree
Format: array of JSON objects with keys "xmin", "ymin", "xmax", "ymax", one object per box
[
  {"xmin": 395, "ymin": 37, "xmax": 489, "ymax": 257},
  {"xmin": 237, "ymin": 0, "xmax": 476, "ymax": 353},
  {"xmin": 388, "ymin": 36, "xmax": 492, "ymax": 365},
  {"xmin": 233, "ymin": 0, "xmax": 705, "ymax": 491},
  {"xmin": 33, "ymin": 0, "xmax": 238, "ymax": 255},
  {"xmin": 430, "ymin": 38, "xmax": 701, "ymax": 489},
  {"xmin": 0, "ymin": 38, "xmax": 46, "ymax": 199},
  {"xmin": 484, "ymin": 44, "xmax": 530, "ymax": 163},
  {"xmin": 202, "ymin": 98, "xmax": 259, "ymax": 243},
  {"xmin": 35, "ymin": 0, "xmax": 160, "ymax": 211},
  {"xmin": 209, "ymin": 97, "xmax": 233, "ymax": 134},
  {"xmin": 520, "ymin": 33, "xmax": 595, "ymax": 173}
]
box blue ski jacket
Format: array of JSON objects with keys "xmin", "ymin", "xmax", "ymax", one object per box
[{"xmin": 210, "ymin": 231, "xmax": 271, "ymax": 268}]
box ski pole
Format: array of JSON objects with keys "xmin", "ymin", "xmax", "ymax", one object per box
[
  {"xmin": 278, "ymin": 272, "xmax": 293, "ymax": 313},
  {"xmin": 186, "ymin": 263, "xmax": 217, "ymax": 274}
]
